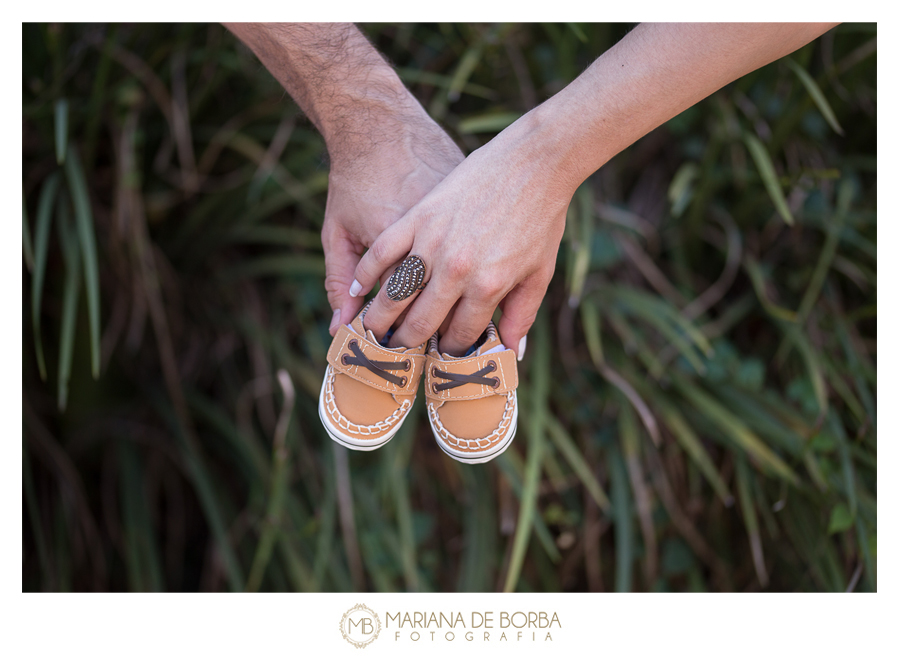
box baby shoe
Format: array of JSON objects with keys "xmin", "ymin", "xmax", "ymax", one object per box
[
  {"xmin": 319, "ymin": 303, "xmax": 427, "ymax": 451},
  {"xmin": 424, "ymin": 322, "xmax": 518, "ymax": 463}
]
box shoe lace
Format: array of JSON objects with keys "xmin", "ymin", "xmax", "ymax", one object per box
[
  {"xmin": 432, "ymin": 360, "xmax": 500, "ymax": 392},
  {"xmin": 341, "ymin": 339, "xmax": 410, "ymax": 387}
]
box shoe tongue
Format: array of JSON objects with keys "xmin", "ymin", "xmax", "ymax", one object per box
[
  {"xmin": 441, "ymin": 335, "xmax": 506, "ymax": 360},
  {"xmin": 349, "ymin": 316, "xmax": 409, "ymax": 352},
  {"xmin": 475, "ymin": 335, "xmax": 504, "ymax": 356}
]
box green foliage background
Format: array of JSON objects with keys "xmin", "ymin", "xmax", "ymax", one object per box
[{"xmin": 22, "ymin": 23, "xmax": 876, "ymax": 592}]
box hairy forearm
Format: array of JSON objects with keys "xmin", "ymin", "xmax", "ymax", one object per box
[
  {"xmin": 224, "ymin": 23, "xmax": 427, "ymax": 161},
  {"xmin": 506, "ymin": 22, "xmax": 840, "ymax": 195}
]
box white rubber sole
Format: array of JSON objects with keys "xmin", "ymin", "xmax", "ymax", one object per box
[
  {"xmin": 317, "ymin": 368, "xmax": 406, "ymax": 452},
  {"xmin": 429, "ymin": 393, "xmax": 518, "ymax": 464}
]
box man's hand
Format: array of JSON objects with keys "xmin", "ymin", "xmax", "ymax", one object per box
[
  {"xmin": 322, "ymin": 113, "xmax": 462, "ymax": 333},
  {"xmin": 225, "ymin": 23, "xmax": 463, "ymax": 332}
]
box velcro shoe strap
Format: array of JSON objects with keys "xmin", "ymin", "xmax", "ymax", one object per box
[
  {"xmin": 327, "ymin": 325, "xmax": 425, "ymax": 395},
  {"xmin": 424, "ymin": 349, "xmax": 518, "ymax": 402}
]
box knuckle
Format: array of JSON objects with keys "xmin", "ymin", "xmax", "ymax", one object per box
[
  {"xmin": 369, "ymin": 238, "xmax": 393, "ymax": 267},
  {"xmin": 445, "ymin": 253, "xmax": 472, "ymax": 281},
  {"xmin": 324, "ymin": 273, "xmax": 347, "ymax": 298},
  {"xmin": 449, "ymin": 324, "xmax": 482, "ymax": 348},
  {"xmin": 472, "ymin": 277, "xmax": 506, "ymax": 301},
  {"xmin": 404, "ymin": 314, "xmax": 436, "ymax": 341},
  {"xmin": 362, "ymin": 305, "xmax": 389, "ymax": 335},
  {"xmin": 506, "ymin": 310, "xmax": 537, "ymax": 336}
]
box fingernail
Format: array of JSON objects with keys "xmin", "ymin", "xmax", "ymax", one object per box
[
  {"xmin": 517, "ymin": 335, "xmax": 527, "ymax": 361},
  {"xmin": 349, "ymin": 279, "xmax": 362, "ymax": 298},
  {"xmin": 329, "ymin": 309, "xmax": 341, "ymax": 333}
]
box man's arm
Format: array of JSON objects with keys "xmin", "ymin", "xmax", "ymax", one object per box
[
  {"xmin": 225, "ymin": 23, "xmax": 464, "ymax": 332},
  {"xmin": 349, "ymin": 23, "xmax": 840, "ymax": 357},
  {"xmin": 225, "ymin": 23, "xmax": 419, "ymax": 163}
]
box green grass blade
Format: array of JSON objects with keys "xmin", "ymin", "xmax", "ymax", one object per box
[
  {"xmin": 311, "ymin": 448, "xmax": 338, "ymax": 591},
  {"xmin": 118, "ymin": 440, "xmax": 164, "ymax": 592},
  {"xmin": 567, "ymin": 183, "xmax": 594, "ymax": 307},
  {"xmin": 673, "ymin": 374, "xmax": 800, "ymax": 486},
  {"xmin": 277, "ymin": 536, "xmax": 316, "ymax": 592},
  {"xmin": 603, "ymin": 287, "xmax": 708, "ymax": 374},
  {"xmin": 495, "ymin": 448, "xmax": 560, "ymax": 562},
  {"xmin": 32, "ymin": 172, "xmax": 61, "ymax": 381},
  {"xmin": 54, "ymin": 98, "xmax": 69, "ymax": 164},
  {"xmin": 743, "ymin": 132, "xmax": 794, "ymax": 225},
  {"xmin": 608, "ymin": 286, "xmax": 713, "ymax": 356},
  {"xmin": 160, "ymin": 398, "xmax": 245, "ymax": 591},
  {"xmin": 503, "ymin": 312, "xmax": 549, "ymax": 593},
  {"xmin": 381, "ymin": 418, "xmax": 420, "ymax": 592},
  {"xmin": 619, "ymin": 404, "xmax": 657, "ymax": 587},
  {"xmin": 609, "ymin": 441, "xmax": 633, "ymax": 592},
  {"xmin": 855, "ymin": 517, "xmax": 875, "ymax": 591},
  {"xmin": 457, "ymin": 466, "xmax": 497, "ymax": 592},
  {"xmin": 580, "ymin": 298, "xmax": 605, "ymax": 365},
  {"xmin": 545, "ymin": 414, "xmax": 611, "ymax": 511},
  {"xmin": 396, "ymin": 67, "xmax": 496, "ymax": 100},
  {"xmin": 566, "ymin": 22, "xmax": 588, "ymax": 43},
  {"xmin": 56, "ymin": 197, "xmax": 81, "ymax": 412},
  {"xmin": 735, "ymin": 454, "xmax": 768, "ymax": 587},
  {"xmin": 668, "ymin": 162, "xmax": 699, "ymax": 218},
  {"xmin": 785, "ymin": 58, "xmax": 844, "ymax": 136},
  {"xmin": 63, "ymin": 146, "xmax": 101, "ymax": 378},
  {"xmin": 247, "ymin": 371, "xmax": 295, "ymax": 592},
  {"xmin": 224, "ymin": 253, "xmax": 325, "ymax": 280},
  {"xmin": 834, "ymin": 315, "xmax": 876, "ymax": 426},
  {"xmin": 447, "ymin": 43, "xmax": 483, "ymax": 103},
  {"xmin": 223, "ymin": 225, "xmax": 322, "ymax": 248},
  {"xmin": 791, "ymin": 179, "xmax": 851, "ymax": 340},
  {"xmin": 23, "ymin": 189, "xmax": 35, "ymax": 271},
  {"xmin": 457, "ymin": 111, "xmax": 521, "ymax": 134},
  {"xmin": 658, "ymin": 403, "xmax": 734, "ymax": 506},
  {"xmin": 828, "ymin": 412, "xmax": 858, "ymax": 519},
  {"xmin": 23, "ymin": 436, "xmax": 53, "ymax": 589},
  {"xmin": 781, "ymin": 321, "xmax": 829, "ymax": 418},
  {"xmin": 743, "ymin": 256, "xmax": 798, "ymax": 322}
]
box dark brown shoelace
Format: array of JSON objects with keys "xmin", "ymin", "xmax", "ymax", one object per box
[
  {"xmin": 341, "ymin": 340, "xmax": 410, "ymax": 387},
  {"xmin": 432, "ymin": 360, "xmax": 499, "ymax": 393}
]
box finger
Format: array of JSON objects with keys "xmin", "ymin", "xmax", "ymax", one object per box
[
  {"xmin": 322, "ymin": 227, "xmax": 366, "ymax": 335},
  {"xmin": 350, "ymin": 220, "xmax": 416, "ymax": 299},
  {"xmin": 437, "ymin": 300, "xmax": 459, "ymax": 337},
  {"xmin": 497, "ymin": 271, "xmax": 552, "ymax": 361},
  {"xmin": 361, "ymin": 255, "xmax": 431, "ymax": 342},
  {"xmin": 387, "ymin": 281, "xmax": 460, "ymax": 350},
  {"xmin": 438, "ymin": 297, "xmax": 502, "ymax": 357}
]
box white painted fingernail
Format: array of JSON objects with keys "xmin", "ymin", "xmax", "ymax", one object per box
[
  {"xmin": 329, "ymin": 309, "xmax": 341, "ymax": 333},
  {"xmin": 517, "ymin": 335, "xmax": 527, "ymax": 361},
  {"xmin": 349, "ymin": 280, "xmax": 362, "ymax": 298}
]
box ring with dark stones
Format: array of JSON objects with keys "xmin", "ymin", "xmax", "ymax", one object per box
[{"xmin": 386, "ymin": 255, "xmax": 427, "ymax": 302}]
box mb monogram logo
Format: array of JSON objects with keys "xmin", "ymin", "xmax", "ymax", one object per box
[{"xmin": 339, "ymin": 604, "xmax": 382, "ymax": 648}]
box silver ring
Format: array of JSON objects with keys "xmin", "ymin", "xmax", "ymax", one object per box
[{"xmin": 386, "ymin": 255, "xmax": 427, "ymax": 302}]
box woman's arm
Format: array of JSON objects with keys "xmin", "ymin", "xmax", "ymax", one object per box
[{"xmin": 351, "ymin": 22, "xmax": 840, "ymax": 357}]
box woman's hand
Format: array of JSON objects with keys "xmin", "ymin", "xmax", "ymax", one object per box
[{"xmin": 348, "ymin": 110, "xmax": 575, "ymax": 358}]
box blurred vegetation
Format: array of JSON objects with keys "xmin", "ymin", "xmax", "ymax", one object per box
[{"xmin": 22, "ymin": 22, "xmax": 876, "ymax": 592}]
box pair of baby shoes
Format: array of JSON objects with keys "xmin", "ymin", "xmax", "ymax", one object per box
[{"xmin": 318, "ymin": 304, "xmax": 518, "ymax": 463}]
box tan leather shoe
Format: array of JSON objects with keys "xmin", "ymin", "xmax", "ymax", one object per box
[
  {"xmin": 319, "ymin": 304, "xmax": 426, "ymax": 451},
  {"xmin": 424, "ymin": 322, "xmax": 518, "ymax": 463}
]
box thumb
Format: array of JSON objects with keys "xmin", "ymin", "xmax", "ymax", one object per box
[
  {"xmin": 497, "ymin": 272, "xmax": 551, "ymax": 361},
  {"xmin": 323, "ymin": 227, "xmax": 366, "ymax": 335}
]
